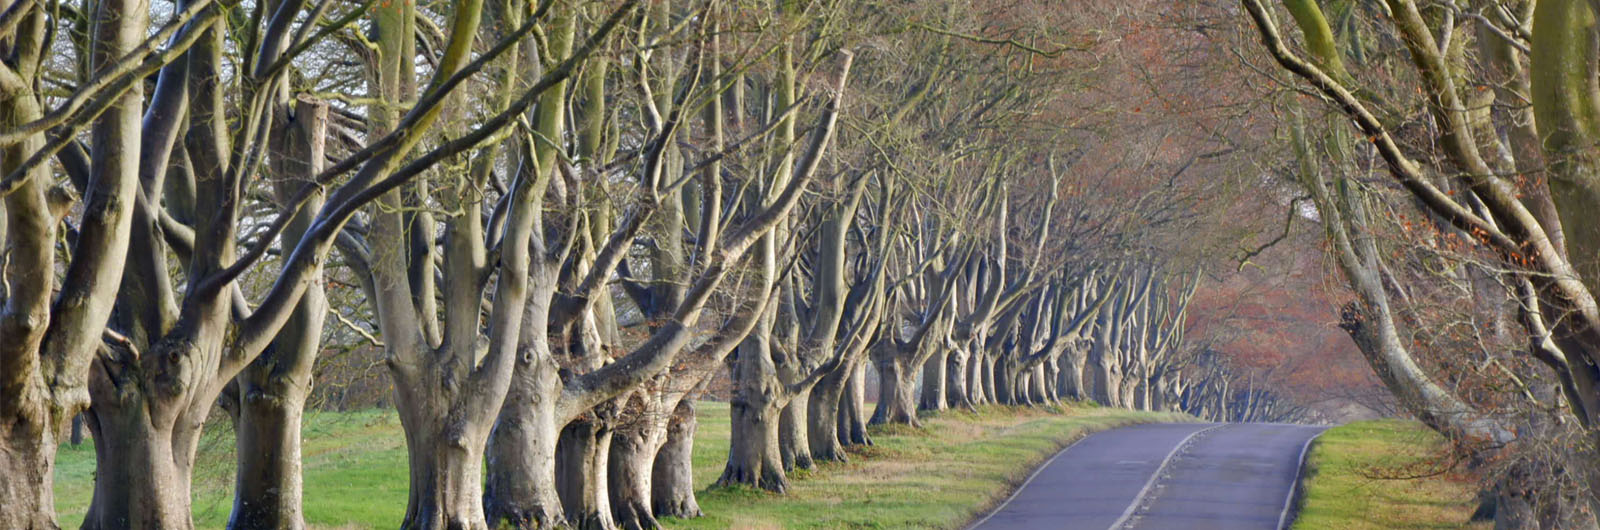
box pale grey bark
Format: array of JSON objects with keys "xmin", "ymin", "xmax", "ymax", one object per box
[{"xmin": 230, "ymin": 97, "xmax": 328, "ymax": 530}]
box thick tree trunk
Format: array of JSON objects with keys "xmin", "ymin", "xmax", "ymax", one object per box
[
  {"xmin": 558, "ymin": 417, "xmax": 617, "ymax": 530},
  {"xmin": 945, "ymin": 349, "xmax": 971, "ymax": 409},
  {"xmin": 0, "ymin": 39, "xmax": 61, "ymax": 530},
  {"xmin": 484, "ymin": 358, "xmax": 565, "ymax": 529},
  {"xmin": 994, "ymin": 363, "xmax": 1018, "ymax": 405},
  {"xmin": 0, "ymin": 420, "xmax": 58, "ymax": 530},
  {"xmin": 608, "ymin": 419, "xmax": 660, "ymax": 530},
  {"xmin": 1059, "ymin": 350, "xmax": 1087, "ymax": 400},
  {"xmin": 870, "ymin": 351, "xmax": 920, "ymax": 426},
  {"xmin": 397, "ymin": 427, "xmax": 490, "ymax": 530},
  {"xmin": 778, "ymin": 386, "xmax": 814, "ymax": 470},
  {"xmin": 651, "ymin": 401, "xmax": 702, "ymax": 519},
  {"xmin": 1128, "ymin": 367, "xmax": 1149, "ymax": 410},
  {"xmin": 717, "ymin": 390, "xmax": 787, "ymax": 492},
  {"xmin": 1090, "ymin": 354, "xmax": 1122, "ymax": 407},
  {"xmin": 81, "ymin": 401, "xmax": 197, "ymax": 530},
  {"xmin": 967, "ymin": 351, "xmax": 989, "ymax": 405},
  {"xmin": 1043, "ymin": 360, "xmax": 1061, "ymax": 403},
  {"xmin": 838, "ymin": 362, "xmax": 872, "ymax": 446},
  {"xmin": 807, "ymin": 367, "xmax": 850, "ymax": 463},
  {"xmin": 1150, "ymin": 377, "xmax": 1168, "ymax": 411},
  {"xmin": 717, "ymin": 331, "xmax": 788, "ymax": 492},
  {"xmin": 919, "ymin": 348, "xmax": 948, "ymax": 411},
  {"xmin": 980, "ymin": 353, "xmax": 998, "ymax": 404},
  {"xmin": 230, "ymin": 384, "xmax": 311, "ymax": 530},
  {"xmin": 231, "ymin": 97, "xmax": 328, "ymax": 530},
  {"xmin": 1028, "ymin": 364, "xmax": 1049, "ymax": 405}
]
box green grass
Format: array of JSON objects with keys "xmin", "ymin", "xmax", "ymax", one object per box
[
  {"xmin": 670, "ymin": 403, "xmax": 1191, "ymax": 529},
  {"xmin": 1292, "ymin": 419, "xmax": 1488, "ymax": 530},
  {"xmin": 55, "ymin": 409, "xmax": 410, "ymax": 529},
  {"xmin": 54, "ymin": 402, "xmax": 1186, "ymax": 529}
]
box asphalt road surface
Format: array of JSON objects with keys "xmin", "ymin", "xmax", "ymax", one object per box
[{"xmin": 968, "ymin": 422, "xmax": 1326, "ymax": 530}]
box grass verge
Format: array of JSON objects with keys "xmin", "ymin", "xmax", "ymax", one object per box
[
  {"xmin": 1291, "ymin": 419, "xmax": 1488, "ymax": 529},
  {"xmin": 53, "ymin": 402, "xmax": 1187, "ymax": 529},
  {"xmin": 671, "ymin": 402, "xmax": 1190, "ymax": 529}
]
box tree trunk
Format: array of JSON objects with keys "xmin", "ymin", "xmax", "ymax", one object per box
[
  {"xmin": 981, "ymin": 352, "xmax": 998, "ymax": 404},
  {"xmin": 81, "ymin": 399, "xmax": 197, "ymax": 530},
  {"xmin": 994, "ymin": 362, "xmax": 1018, "ymax": 405},
  {"xmin": 397, "ymin": 425, "xmax": 490, "ymax": 530},
  {"xmin": 608, "ymin": 418, "xmax": 660, "ymax": 530},
  {"xmin": 0, "ymin": 35, "xmax": 62, "ymax": 530},
  {"xmin": 558, "ymin": 417, "xmax": 617, "ymax": 530},
  {"xmin": 717, "ymin": 383, "xmax": 787, "ymax": 492},
  {"xmin": 968, "ymin": 351, "xmax": 989, "ymax": 405},
  {"xmin": 1029, "ymin": 364, "xmax": 1049, "ymax": 405},
  {"xmin": 808, "ymin": 366, "xmax": 850, "ymax": 463},
  {"xmin": 717, "ymin": 330, "xmax": 788, "ymax": 492},
  {"xmin": 230, "ymin": 382, "xmax": 311, "ymax": 530},
  {"xmin": 779, "ymin": 386, "xmax": 814, "ymax": 470},
  {"xmin": 1150, "ymin": 377, "xmax": 1168, "ymax": 411},
  {"xmin": 484, "ymin": 359, "xmax": 565, "ymax": 529},
  {"xmin": 1043, "ymin": 359, "xmax": 1061, "ymax": 403},
  {"xmin": 945, "ymin": 349, "xmax": 971, "ymax": 409},
  {"xmin": 838, "ymin": 362, "xmax": 872, "ymax": 446},
  {"xmin": 651, "ymin": 401, "xmax": 702, "ymax": 519},
  {"xmin": 870, "ymin": 350, "xmax": 920, "ymax": 426},
  {"xmin": 0, "ymin": 419, "xmax": 58, "ymax": 530},
  {"xmin": 1090, "ymin": 353, "xmax": 1121, "ymax": 407},
  {"xmin": 1059, "ymin": 350, "xmax": 1087, "ymax": 400},
  {"xmin": 919, "ymin": 348, "xmax": 948, "ymax": 411},
  {"xmin": 231, "ymin": 96, "xmax": 328, "ymax": 530}
]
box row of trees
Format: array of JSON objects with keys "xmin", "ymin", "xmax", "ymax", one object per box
[
  {"xmin": 1237, "ymin": 0, "xmax": 1600, "ymax": 526},
  {"xmin": 0, "ymin": 1, "xmax": 1227, "ymax": 529}
]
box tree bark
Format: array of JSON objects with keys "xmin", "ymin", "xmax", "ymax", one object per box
[
  {"xmin": 608, "ymin": 391, "xmax": 667, "ymax": 530},
  {"xmin": 968, "ymin": 350, "xmax": 990, "ymax": 405},
  {"xmin": 0, "ymin": 416, "xmax": 57, "ymax": 530},
  {"xmin": 484, "ymin": 350, "xmax": 565, "ymax": 529},
  {"xmin": 558, "ymin": 417, "xmax": 616, "ymax": 530},
  {"xmin": 80, "ymin": 422, "xmax": 191, "ymax": 530},
  {"xmin": 838, "ymin": 362, "xmax": 872, "ymax": 446},
  {"xmin": 1028, "ymin": 364, "xmax": 1050, "ymax": 405},
  {"xmin": 230, "ymin": 96, "xmax": 328, "ymax": 530},
  {"xmin": 1059, "ymin": 346, "xmax": 1088, "ymax": 400},
  {"xmin": 651, "ymin": 400, "xmax": 702, "ymax": 520},
  {"xmin": 807, "ymin": 364, "xmax": 851, "ymax": 463},
  {"xmin": 778, "ymin": 386, "xmax": 814, "ymax": 471},
  {"xmin": 395, "ymin": 417, "xmax": 491, "ymax": 530},
  {"xmin": 0, "ymin": 50, "xmax": 60, "ymax": 527},
  {"xmin": 870, "ymin": 347, "xmax": 920, "ymax": 426},
  {"xmin": 919, "ymin": 348, "xmax": 949, "ymax": 411},
  {"xmin": 717, "ymin": 334, "xmax": 788, "ymax": 491},
  {"xmin": 945, "ymin": 349, "xmax": 971, "ymax": 409}
]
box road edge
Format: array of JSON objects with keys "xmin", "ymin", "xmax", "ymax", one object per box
[
  {"xmin": 1277, "ymin": 427, "xmax": 1328, "ymax": 530},
  {"xmin": 961, "ymin": 411, "xmax": 1203, "ymax": 530}
]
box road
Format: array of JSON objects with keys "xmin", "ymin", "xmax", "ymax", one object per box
[{"xmin": 968, "ymin": 422, "xmax": 1326, "ymax": 530}]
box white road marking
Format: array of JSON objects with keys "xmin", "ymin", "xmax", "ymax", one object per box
[{"xmin": 1107, "ymin": 423, "xmax": 1227, "ymax": 530}]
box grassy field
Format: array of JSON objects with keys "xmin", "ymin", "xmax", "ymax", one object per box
[
  {"xmin": 1292, "ymin": 419, "xmax": 1489, "ymax": 529},
  {"xmin": 53, "ymin": 402, "xmax": 1186, "ymax": 529}
]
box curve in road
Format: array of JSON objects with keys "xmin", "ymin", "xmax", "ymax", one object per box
[{"xmin": 969, "ymin": 422, "xmax": 1326, "ymax": 530}]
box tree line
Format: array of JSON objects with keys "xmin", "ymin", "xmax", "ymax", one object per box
[{"xmin": 0, "ymin": 1, "xmax": 1229, "ymax": 529}]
